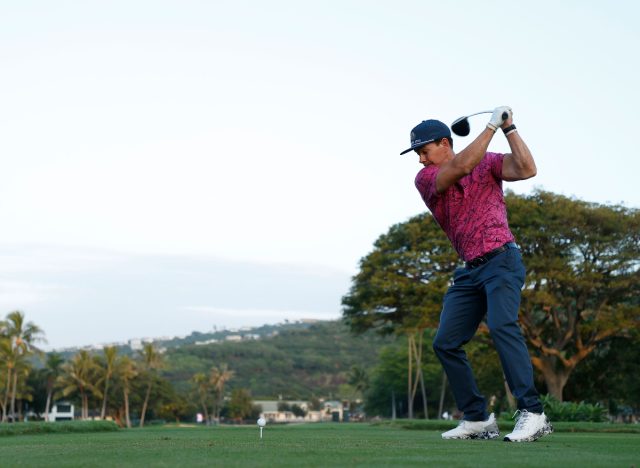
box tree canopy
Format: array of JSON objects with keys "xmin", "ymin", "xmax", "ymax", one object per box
[{"xmin": 342, "ymin": 190, "xmax": 640, "ymax": 401}]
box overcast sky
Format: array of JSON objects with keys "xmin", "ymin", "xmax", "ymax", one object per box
[{"xmin": 1, "ymin": 1, "xmax": 638, "ymax": 349}]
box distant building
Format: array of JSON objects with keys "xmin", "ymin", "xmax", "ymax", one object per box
[
  {"xmin": 225, "ymin": 335, "xmax": 242, "ymax": 342},
  {"xmin": 194, "ymin": 339, "xmax": 218, "ymax": 346},
  {"xmin": 129, "ymin": 339, "xmax": 143, "ymax": 350},
  {"xmin": 47, "ymin": 402, "xmax": 74, "ymax": 422}
]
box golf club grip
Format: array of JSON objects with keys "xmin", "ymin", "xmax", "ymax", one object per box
[{"xmin": 502, "ymin": 111, "xmax": 508, "ymax": 120}]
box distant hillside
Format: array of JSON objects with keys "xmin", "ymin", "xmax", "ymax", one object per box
[{"xmin": 162, "ymin": 320, "xmax": 392, "ymax": 399}]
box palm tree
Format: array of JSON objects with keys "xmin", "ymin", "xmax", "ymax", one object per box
[
  {"xmin": 57, "ymin": 350, "xmax": 100, "ymax": 419},
  {"xmin": 138, "ymin": 344, "xmax": 164, "ymax": 427},
  {"xmin": 1, "ymin": 311, "xmax": 45, "ymax": 421},
  {"xmin": 114, "ymin": 356, "xmax": 137, "ymax": 428},
  {"xmin": 1, "ymin": 336, "xmax": 15, "ymax": 422},
  {"xmin": 210, "ymin": 364, "xmax": 234, "ymax": 423},
  {"xmin": 191, "ymin": 372, "xmax": 211, "ymax": 424},
  {"xmin": 98, "ymin": 346, "xmax": 118, "ymax": 419},
  {"xmin": 43, "ymin": 353, "xmax": 65, "ymax": 421}
]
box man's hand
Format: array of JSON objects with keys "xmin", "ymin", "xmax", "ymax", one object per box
[{"xmin": 486, "ymin": 106, "xmax": 512, "ymax": 131}]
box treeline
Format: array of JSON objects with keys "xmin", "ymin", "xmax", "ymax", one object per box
[{"xmin": 1, "ymin": 314, "xmax": 390, "ymax": 425}]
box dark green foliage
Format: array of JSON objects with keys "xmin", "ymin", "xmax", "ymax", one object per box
[
  {"xmin": 162, "ymin": 321, "xmax": 391, "ymax": 400},
  {"xmin": 0, "ymin": 420, "xmax": 119, "ymax": 436},
  {"xmin": 541, "ymin": 394, "xmax": 606, "ymax": 422},
  {"xmin": 563, "ymin": 336, "xmax": 640, "ymax": 417},
  {"xmin": 507, "ymin": 190, "xmax": 640, "ymax": 399},
  {"xmin": 342, "ymin": 213, "xmax": 458, "ymax": 334}
]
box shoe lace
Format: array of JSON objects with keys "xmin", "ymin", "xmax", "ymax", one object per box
[{"xmin": 512, "ymin": 410, "xmax": 531, "ymax": 431}]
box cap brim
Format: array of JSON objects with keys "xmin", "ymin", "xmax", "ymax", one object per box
[{"xmin": 399, "ymin": 138, "xmax": 435, "ymax": 155}]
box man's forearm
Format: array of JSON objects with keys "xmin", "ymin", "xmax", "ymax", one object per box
[{"xmin": 453, "ymin": 127, "xmax": 495, "ymax": 174}]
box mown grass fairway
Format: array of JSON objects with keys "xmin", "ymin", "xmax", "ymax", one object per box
[{"xmin": 1, "ymin": 423, "xmax": 638, "ymax": 467}]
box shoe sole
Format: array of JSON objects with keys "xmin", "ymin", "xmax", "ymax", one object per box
[
  {"xmin": 443, "ymin": 430, "xmax": 500, "ymax": 440},
  {"xmin": 504, "ymin": 423, "xmax": 554, "ymax": 443}
]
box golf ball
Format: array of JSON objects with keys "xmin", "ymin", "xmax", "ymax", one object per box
[{"xmin": 257, "ymin": 417, "xmax": 266, "ymax": 427}]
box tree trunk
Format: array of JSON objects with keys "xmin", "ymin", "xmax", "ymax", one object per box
[
  {"xmin": 44, "ymin": 389, "xmax": 53, "ymax": 422},
  {"xmin": 124, "ymin": 388, "xmax": 131, "ymax": 428},
  {"xmin": 201, "ymin": 400, "xmax": 210, "ymax": 425},
  {"xmin": 391, "ymin": 390, "xmax": 396, "ymax": 420},
  {"xmin": 82, "ymin": 393, "xmax": 89, "ymax": 419},
  {"xmin": 10, "ymin": 371, "xmax": 18, "ymax": 421},
  {"xmin": 419, "ymin": 367, "xmax": 428, "ymax": 419},
  {"xmin": 412, "ymin": 333, "xmax": 428, "ymax": 419},
  {"xmin": 407, "ymin": 336, "xmax": 413, "ymax": 419},
  {"xmin": 139, "ymin": 382, "xmax": 152, "ymax": 427},
  {"xmin": 532, "ymin": 356, "xmax": 574, "ymax": 402},
  {"xmin": 438, "ymin": 372, "xmax": 447, "ymax": 419},
  {"xmin": 101, "ymin": 377, "xmax": 111, "ymax": 419},
  {"xmin": 2, "ymin": 368, "xmax": 11, "ymax": 422}
]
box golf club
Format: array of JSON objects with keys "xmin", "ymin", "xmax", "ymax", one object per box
[{"xmin": 451, "ymin": 110, "xmax": 509, "ymax": 137}]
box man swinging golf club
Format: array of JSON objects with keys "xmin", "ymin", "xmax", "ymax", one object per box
[{"xmin": 400, "ymin": 106, "xmax": 552, "ymax": 442}]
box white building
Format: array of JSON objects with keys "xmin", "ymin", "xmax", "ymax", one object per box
[{"xmin": 47, "ymin": 402, "xmax": 74, "ymax": 421}]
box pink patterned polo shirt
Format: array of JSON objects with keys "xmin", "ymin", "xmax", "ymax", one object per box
[{"xmin": 415, "ymin": 152, "xmax": 515, "ymax": 262}]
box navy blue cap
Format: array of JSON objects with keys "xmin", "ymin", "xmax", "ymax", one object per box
[{"xmin": 400, "ymin": 119, "xmax": 451, "ymax": 155}]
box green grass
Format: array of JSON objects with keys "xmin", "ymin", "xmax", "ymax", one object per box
[
  {"xmin": 0, "ymin": 423, "xmax": 638, "ymax": 467},
  {"xmin": 377, "ymin": 418, "xmax": 640, "ymax": 434}
]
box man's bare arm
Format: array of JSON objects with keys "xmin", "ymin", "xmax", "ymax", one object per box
[
  {"xmin": 435, "ymin": 128, "xmax": 495, "ymax": 193},
  {"xmin": 501, "ymin": 125, "xmax": 537, "ymax": 181}
]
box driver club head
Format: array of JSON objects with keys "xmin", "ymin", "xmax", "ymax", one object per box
[
  {"xmin": 451, "ymin": 117, "xmax": 470, "ymax": 137},
  {"xmin": 450, "ymin": 110, "xmax": 509, "ymax": 137}
]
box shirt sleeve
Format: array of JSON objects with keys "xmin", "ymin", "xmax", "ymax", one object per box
[
  {"xmin": 486, "ymin": 152, "xmax": 505, "ymax": 180},
  {"xmin": 415, "ymin": 166, "xmax": 439, "ymax": 207}
]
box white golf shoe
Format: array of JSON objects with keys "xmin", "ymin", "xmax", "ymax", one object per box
[
  {"xmin": 503, "ymin": 410, "xmax": 553, "ymax": 442},
  {"xmin": 441, "ymin": 413, "xmax": 499, "ymax": 440}
]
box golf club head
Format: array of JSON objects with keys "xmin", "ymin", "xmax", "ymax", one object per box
[
  {"xmin": 451, "ymin": 116, "xmax": 470, "ymax": 137},
  {"xmin": 450, "ymin": 111, "xmax": 509, "ymax": 137}
]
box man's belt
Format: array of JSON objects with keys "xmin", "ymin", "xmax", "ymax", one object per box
[{"xmin": 465, "ymin": 242, "xmax": 519, "ymax": 269}]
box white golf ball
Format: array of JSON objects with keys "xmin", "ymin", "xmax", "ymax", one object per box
[{"xmin": 257, "ymin": 417, "xmax": 266, "ymax": 427}]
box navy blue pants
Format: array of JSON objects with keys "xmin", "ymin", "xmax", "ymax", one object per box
[{"xmin": 432, "ymin": 245, "xmax": 542, "ymax": 421}]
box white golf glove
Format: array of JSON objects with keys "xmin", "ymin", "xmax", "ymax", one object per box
[{"xmin": 486, "ymin": 106, "xmax": 512, "ymax": 131}]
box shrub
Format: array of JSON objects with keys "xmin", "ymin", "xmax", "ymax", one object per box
[
  {"xmin": 541, "ymin": 394, "xmax": 606, "ymax": 422},
  {"xmin": 0, "ymin": 420, "xmax": 120, "ymax": 437}
]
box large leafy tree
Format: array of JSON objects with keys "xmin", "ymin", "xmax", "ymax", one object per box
[
  {"xmin": 342, "ymin": 190, "xmax": 640, "ymax": 406},
  {"xmin": 508, "ymin": 191, "xmax": 640, "ymax": 400},
  {"xmin": 342, "ymin": 213, "xmax": 458, "ymax": 418}
]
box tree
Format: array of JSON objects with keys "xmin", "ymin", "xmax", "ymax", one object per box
[
  {"xmin": 43, "ymin": 353, "xmax": 65, "ymax": 421},
  {"xmin": 342, "ymin": 191, "xmax": 640, "ymax": 405},
  {"xmin": 342, "ymin": 213, "xmax": 458, "ymax": 418},
  {"xmin": 0, "ymin": 311, "xmax": 45, "ymax": 422},
  {"xmin": 210, "ymin": 364, "xmax": 234, "ymax": 422},
  {"xmin": 138, "ymin": 343, "xmax": 164, "ymax": 427},
  {"xmin": 508, "ymin": 191, "xmax": 640, "ymax": 400},
  {"xmin": 114, "ymin": 356, "xmax": 137, "ymax": 428},
  {"xmin": 228, "ymin": 388, "xmax": 254, "ymax": 421},
  {"xmin": 191, "ymin": 372, "xmax": 212, "ymax": 424},
  {"xmin": 98, "ymin": 346, "xmax": 118, "ymax": 419},
  {"xmin": 57, "ymin": 350, "xmax": 101, "ymax": 419}
]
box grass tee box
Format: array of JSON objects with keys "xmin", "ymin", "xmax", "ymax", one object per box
[{"xmin": 0, "ymin": 423, "xmax": 639, "ymax": 467}]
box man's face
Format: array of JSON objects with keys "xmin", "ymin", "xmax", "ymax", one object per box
[{"xmin": 416, "ymin": 141, "xmax": 448, "ymax": 167}]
